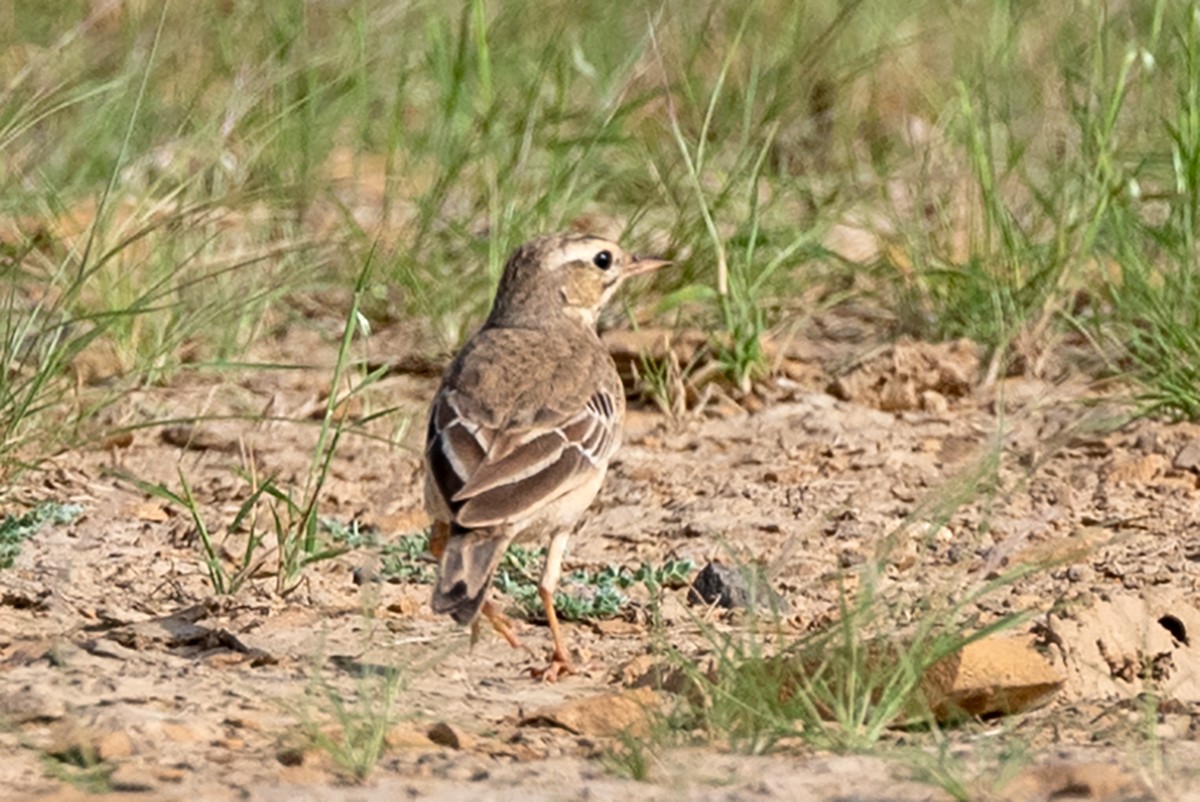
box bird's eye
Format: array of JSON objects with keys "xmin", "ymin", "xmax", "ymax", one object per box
[{"xmin": 593, "ymin": 250, "xmax": 613, "ymax": 270}]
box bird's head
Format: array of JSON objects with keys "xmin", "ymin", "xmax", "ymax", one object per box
[{"xmin": 487, "ymin": 233, "xmax": 670, "ymax": 329}]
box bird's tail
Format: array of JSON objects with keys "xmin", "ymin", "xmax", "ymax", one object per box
[{"xmin": 430, "ymin": 523, "xmax": 510, "ymax": 625}]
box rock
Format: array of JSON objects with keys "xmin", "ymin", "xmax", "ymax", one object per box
[
  {"xmin": 822, "ymin": 222, "xmax": 881, "ymax": 264},
  {"xmin": 1001, "ymin": 761, "xmax": 1149, "ymax": 802},
  {"xmin": 426, "ymin": 721, "xmax": 474, "ymax": 750},
  {"xmin": 827, "ymin": 338, "xmax": 979, "ymax": 411},
  {"xmin": 97, "ymin": 730, "xmax": 134, "ymax": 760},
  {"xmin": 879, "ymin": 377, "xmax": 919, "ymax": 412},
  {"xmin": 1108, "ymin": 453, "xmax": 1168, "ymax": 485},
  {"xmin": 1046, "ymin": 592, "xmax": 1200, "ymax": 703},
  {"xmin": 352, "ymin": 565, "xmax": 380, "ymax": 585},
  {"xmin": 920, "ymin": 389, "xmax": 949, "ymax": 415},
  {"xmin": 160, "ymin": 722, "xmax": 205, "ymax": 742},
  {"xmin": 127, "ymin": 501, "xmax": 170, "ymax": 522},
  {"xmin": 617, "ymin": 654, "xmax": 704, "ymax": 701},
  {"xmin": 1066, "ymin": 564, "xmax": 1094, "ymax": 584},
  {"xmin": 687, "ymin": 561, "xmax": 789, "ymax": 613},
  {"xmin": 386, "ymin": 595, "xmax": 422, "ymax": 616},
  {"xmin": 386, "ymin": 723, "xmax": 435, "ymax": 749},
  {"xmin": 922, "ymin": 637, "xmax": 1064, "ymax": 720},
  {"xmin": 521, "ymin": 688, "xmax": 661, "ymax": 738},
  {"xmin": 109, "ymin": 763, "xmax": 157, "ymax": 792},
  {"xmin": 154, "ymin": 767, "xmax": 187, "ymax": 783},
  {"xmin": 0, "ymin": 686, "xmax": 66, "ymax": 722},
  {"xmin": 276, "ymin": 746, "xmax": 305, "ymax": 766},
  {"xmin": 1174, "ymin": 438, "xmax": 1200, "ymax": 471}
]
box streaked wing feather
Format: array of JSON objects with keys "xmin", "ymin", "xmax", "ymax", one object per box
[
  {"xmin": 456, "ymin": 448, "xmax": 587, "ymax": 527},
  {"xmin": 451, "ymin": 430, "xmax": 563, "ymax": 501},
  {"xmin": 426, "ymin": 392, "xmax": 488, "ymax": 510},
  {"xmin": 436, "ymin": 389, "xmax": 619, "ymax": 528}
]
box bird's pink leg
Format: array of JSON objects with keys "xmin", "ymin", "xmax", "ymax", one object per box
[
  {"xmin": 530, "ymin": 531, "xmax": 575, "ymax": 682},
  {"xmin": 477, "ymin": 598, "xmax": 526, "ymax": 651}
]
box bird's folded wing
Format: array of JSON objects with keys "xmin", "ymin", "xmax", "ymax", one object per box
[{"xmin": 425, "ymin": 388, "xmax": 618, "ymax": 529}]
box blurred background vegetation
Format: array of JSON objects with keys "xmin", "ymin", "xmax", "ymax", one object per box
[{"xmin": 2, "ymin": 0, "xmax": 1198, "ymax": 476}]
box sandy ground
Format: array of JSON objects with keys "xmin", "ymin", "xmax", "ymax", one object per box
[{"xmin": 5, "ymin": 318, "xmax": 1200, "ymax": 801}]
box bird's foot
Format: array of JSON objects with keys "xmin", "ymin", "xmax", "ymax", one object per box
[
  {"xmin": 529, "ymin": 650, "xmax": 576, "ymax": 683},
  {"xmin": 472, "ymin": 599, "xmax": 531, "ymax": 654}
]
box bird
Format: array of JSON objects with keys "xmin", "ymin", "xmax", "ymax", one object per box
[{"xmin": 423, "ymin": 232, "xmax": 668, "ymax": 681}]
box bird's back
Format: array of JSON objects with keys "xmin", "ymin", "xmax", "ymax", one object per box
[
  {"xmin": 440, "ymin": 325, "xmax": 621, "ymax": 434},
  {"xmin": 424, "ymin": 322, "xmax": 623, "ymax": 623}
]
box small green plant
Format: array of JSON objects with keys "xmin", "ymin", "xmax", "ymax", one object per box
[
  {"xmin": 323, "ymin": 522, "xmax": 435, "ymax": 584},
  {"xmin": 493, "ymin": 549, "xmax": 694, "ymax": 623},
  {"xmin": 123, "ymin": 259, "xmax": 389, "ymax": 595},
  {"xmin": 272, "ymin": 261, "xmax": 386, "ymax": 594},
  {"xmin": 132, "ymin": 468, "xmax": 281, "ymax": 595},
  {"xmin": 378, "ymin": 532, "xmax": 436, "ymax": 583},
  {"xmin": 0, "ymin": 502, "xmax": 82, "ymax": 570},
  {"xmin": 672, "ymin": 569, "xmax": 1033, "ymax": 756},
  {"xmin": 40, "ymin": 740, "xmax": 114, "ymax": 794},
  {"xmin": 359, "ymin": 531, "xmax": 695, "ymax": 621}
]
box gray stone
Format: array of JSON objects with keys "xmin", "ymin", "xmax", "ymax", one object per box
[
  {"xmin": 1174, "ymin": 439, "xmax": 1200, "ymax": 471},
  {"xmin": 686, "ymin": 561, "xmax": 789, "ymax": 613}
]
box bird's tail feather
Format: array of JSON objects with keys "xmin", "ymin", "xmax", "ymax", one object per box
[{"xmin": 430, "ymin": 525, "xmax": 510, "ymax": 625}]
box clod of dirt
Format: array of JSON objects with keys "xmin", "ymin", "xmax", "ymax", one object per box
[
  {"xmin": 103, "ymin": 604, "xmax": 273, "ymax": 664},
  {"xmin": 96, "ymin": 730, "xmax": 134, "ymax": 761},
  {"xmin": 159, "ymin": 424, "xmax": 241, "ymax": 452},
  {"xmin": 922, "ymin": 636, "xmax": 1064, "ymax": 720},
  {"xmin": 351, "ymin": 565, "xmax": 379, "ymax": 585},
  {"xmin": 0, "ymin": 583, "xmax": 52, "ymax": 612},
  {"xmin": 520, "ymin": 687, "xmax": 661, "ymax": 737},
  {"xmin": 109, "ymin": 764, "xmax": 157, "ymax": 792},
  {"xmin": 70, "ymin": 336, "xmax": 125, "ymax": 386},
  {"xmin": 823, "ymin": 220, "xmax": 882, "ymax": 264},
  {"xmin": 687, "ymin": 561, "xmax": 789, "ymax": 613},
  {"xmin": 1107, "ymin": 453, "xmax": 1168, "ymax": 485},
  {"xmin": 827, "ymin": 338, "xmax": 980, "ymax": 412},
  {"xmin": 126, "ymin": 501, "xmax": 170, "ymax": 523},
  {"xmin": 426, "ymin": 721, "xmax": 474, "ymax": 750},
  {"xmin": 1, "ymin": 637, "xmax": 56, "ymax": 665},
  {"xmin": 1174, "ymin": 438, "xmax": 1200, "ymax": 472},
  {"xmin": 1047, "ymin": 592, "xmax": 1200, "ymax": 702},
  {"xmin": 617, "ymin": 654, "xmax": 706, "ymax": 703},
  {"xmin": 383, "ymin": 723, "xmax": 436, "ymax": 750},
  {"xmin": 0, "ymin": 686, "xmax": 66, "ymax": 722},
  {"xmin": 999, "ymin": 761, "xmax": 1152, "ymax": 802},
  {"xmin": 982, "ymin": 525, "xmax": 1108, "ymax": 580}
]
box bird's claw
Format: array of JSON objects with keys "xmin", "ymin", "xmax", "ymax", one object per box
[{"xmin": 530, "ymin": 652, "xmax": 576, "ymax": 683}]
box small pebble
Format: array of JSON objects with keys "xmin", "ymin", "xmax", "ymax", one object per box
[{"xmin": 1066, "ymin": 565, "xmax": 1094, "ymax": 584}]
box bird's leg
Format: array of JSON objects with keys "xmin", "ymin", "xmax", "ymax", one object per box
[
  {"xmin": 434, "ymin": 520, "xmax": 527, "ymax": 653},
  {"xmin": 530, "ymin": 530, "xmax": 575, "ymax": 682},
  {"xmin": 477, "ymin": 597, "xmax": 526, "ymax": 651}
]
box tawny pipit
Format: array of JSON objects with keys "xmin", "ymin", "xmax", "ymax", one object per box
[{"xmin": 424, "ymin": 232, "xmax": 668, "ymax": 680}]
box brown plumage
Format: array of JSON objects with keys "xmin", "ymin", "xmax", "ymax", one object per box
[{"xmin": 423, "ymin": 232, "xmax": 668, "ymax": 680}]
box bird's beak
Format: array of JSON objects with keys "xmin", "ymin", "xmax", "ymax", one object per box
[{"xmin": 625, "ymin": 256, "xmax": 671, "ymax": 277}]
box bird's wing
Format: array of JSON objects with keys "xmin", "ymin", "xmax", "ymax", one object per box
[{"xmin": 425, "ymin": 386, "xmax": 619, "ymax": 529}]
